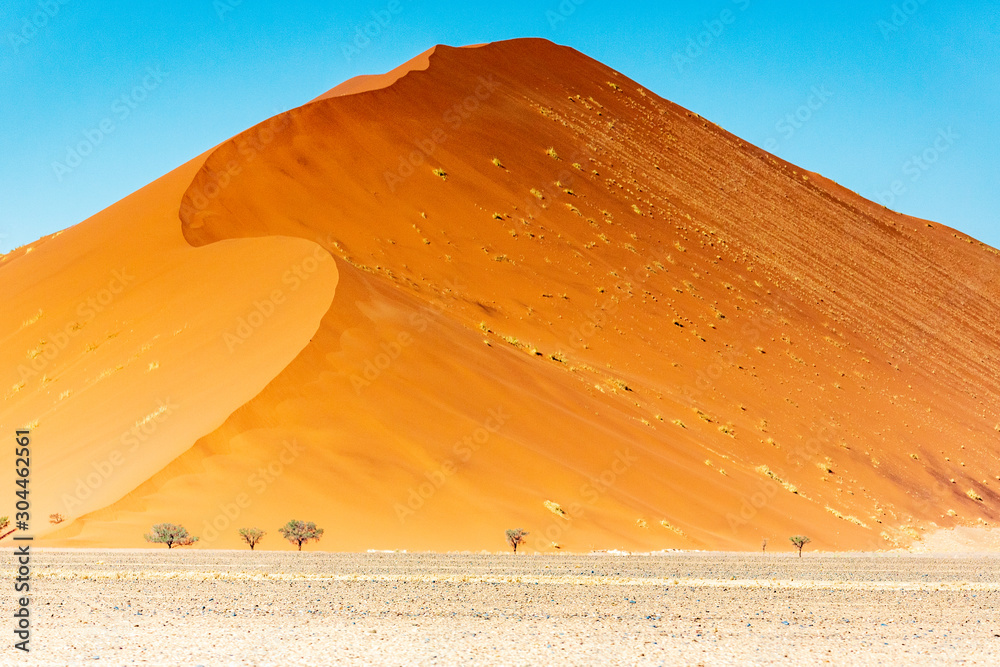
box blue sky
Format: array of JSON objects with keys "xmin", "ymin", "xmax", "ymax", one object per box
[{"xmin": 1, "ymin": 0, "xmax": 997, "ymax": 253}]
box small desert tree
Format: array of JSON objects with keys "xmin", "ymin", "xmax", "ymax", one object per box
[
  {"xmin": 238, "ymin": 527, "xmax": 266, "ymax": 551},
  {"xmin": 505, "ymin": 528, "xmax": 529, "ymax": 554},
  {"xmin": 278, "ymin": 520, "xmax": 324, "ymax": 551},
  {"xmin": 50, "ymin": 513, "xmax": 66, "ymax": 524},
  {"xmin": 145, "ymin": 523, "xmax": 199, "ymax": 549},
  {"xmin": 789, "ymin": 535, "xmax": 811, "ymax": 557},
  {"xmin": 0, "ymin": 516, "xmax": 13, "ymax": 541},
  {"xmin": 761, "ymin": 538, "xmax": 768, "ymax": 553}
]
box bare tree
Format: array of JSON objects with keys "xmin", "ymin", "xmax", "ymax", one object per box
[
  {"xmin": 278, "ymin": 520, "xmax": 324, "ymax": 551},
  {"xmin": 789, "ymin": 535, "xmax": 811, "ymax": 557},
  {"xmin": 144, "ymin": 523, "xmax": 199, "ymax": 549},
  {"xmin": 505, "ymin": 528, "xmax": 529, "ymax": 554},
  {"xmin": 761, "ymin": 538, "xmax": 768, "ymax": 553},
  {"xmin": 238, "ymin": 527, "xmax": 266, "ymax": 550}
]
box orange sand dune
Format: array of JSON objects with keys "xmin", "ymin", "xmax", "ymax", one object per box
[
  {"xmin": 0, "ymin": 156, "xmax": 337, "ymax": 532},
  {"xmin": 7, "ymin": 38, "xmax": 1000, "ymax": 553}
]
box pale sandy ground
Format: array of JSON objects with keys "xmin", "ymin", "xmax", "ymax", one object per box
[
  {"xmin": 910, "ymin": 527, "xmax": 1000, "ymax": 553},
  {"xmin": 2, "ymin": 550, "xmax": 1000, "ymax": 666}
]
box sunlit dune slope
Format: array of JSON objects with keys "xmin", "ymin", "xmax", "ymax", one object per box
[
  {"xmin": 30, "ymin": 38, "xmax": 1000, "ymax": 552},
  {"xmin": 0, "ymin": 158, "xmax": 337, "ymax": 536}
]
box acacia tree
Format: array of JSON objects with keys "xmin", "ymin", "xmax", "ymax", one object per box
[
  {"xmin": 278, "ymin": 520, "xmax": 324, "ymax": 551},
  {"xmin": 789, "ymin": 535, "xmax": 811, "ymax": 557},
  {"xmin": 0, "ymin": 516, "xmax": 14, "ymax": 541},
  {"xmin": 238, "ymin": 527, "xmax": 266, "ymax": 551},
  {"xmin": 50, "ymin": 513, "xmax": 66, "ymax": 524},
  {"xmin": 505, "ymin": 528, "xmax": 529, "ymax": 554},
  {"xmin": 144, "ymin": 523, "xmax": 199, "ymax": 549}
]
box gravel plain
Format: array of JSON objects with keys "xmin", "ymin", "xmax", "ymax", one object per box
[{"xmin": 3, "ymin": 549, "xmax": 1000, "ymax": 666}]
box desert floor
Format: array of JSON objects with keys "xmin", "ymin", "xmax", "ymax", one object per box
[{"xmin": 3, "ymin": 549, "xmax": 1000, "ymax": 665}]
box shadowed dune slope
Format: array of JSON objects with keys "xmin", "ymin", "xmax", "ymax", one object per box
[{"xmin": 34, "ymin": 38, "xmax": 1000, "ymax": 552}]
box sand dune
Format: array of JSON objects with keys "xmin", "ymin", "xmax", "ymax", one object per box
[
  {"xmin": 0, "ymin": 157, "xmax": 337, "ymax": 534},
  {"xmin": 5, "ymin": 38, "xmax": 999, "ymax": 553}
]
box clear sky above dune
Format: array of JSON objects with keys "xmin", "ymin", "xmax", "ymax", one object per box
[{"xmin": 0, "ymin": 0, "xmax": 996, "ymax": 253}]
